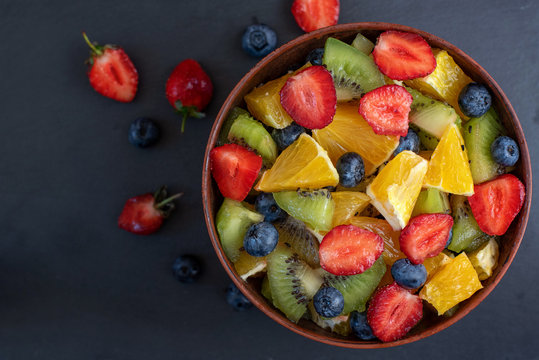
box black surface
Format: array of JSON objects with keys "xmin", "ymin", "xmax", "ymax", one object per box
[{"xmin": 1, "ymin": 0, "xmax": 538, "ymax": 359}]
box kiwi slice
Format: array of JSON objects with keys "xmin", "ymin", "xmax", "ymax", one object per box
[
  {"xmin": 413, "ymin": 125, "xmax": 440, "ymax": 151},
  {"xmin": 261, "ymin": 275, "xmax": 273, "ymax": 303},
  {"xmin": 412, "ymin": 188, "xmax": 451, "ymax": 217},
  {"xmin": 218, "ymin": 107, "xmax": 250, "ymax": 145},
  {"xmin": 273, "ymin": 189, "xmax": 335, "ymax": 232},
  {"xmin": 228, "ymin": 113, "xmax": 278, "ymax": 166},
  {"xmin": 308, "ymin": 302, "xmax": 351, "ymax": 336},
  {"xmin": 408, "ymin": 87, "xmax": 459, "ymax": 139},
  {"xmin": 463, "ymin": 108, "xmax": 506, "ymax": 184},
  {"xmin": 323, "ymin": 257, "xmax": 386, "ymax": 315},
  {"xmin": 322, "ymin": 37, "xmax": 385, "ymax": 101},
  {"xmin": 351, "ymin": 33, "xmax": 374, "ymax": 55},
  {"xmin": 267, "ymin": 244, "xmax": 324, "ymax": 322},
  {"xmin": 216, "ymin": 198, "xmax": 264, "ymax": 262},
  {"xmin": 273, "ymin": 216, "xmax": 320, "ymax": 267},
  {"xmin": 448, "ymin": 195, "xmax": 489, "ymax": 253}
]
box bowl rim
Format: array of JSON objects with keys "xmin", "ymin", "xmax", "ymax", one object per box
[{"xmin": 202, "ymin": 22, "xmax": 532, "ymax": 348}]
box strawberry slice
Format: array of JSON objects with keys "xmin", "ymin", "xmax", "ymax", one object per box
[
  {"xmin": 367, "ymin": 282, "xmax": 423, "ymax": 342},
  {"xmin": 82, "ymin": 33, "xmax": 138, "ymax": 102},
  {"xmin": 399, "ymin": 214, "xmax": 453, "ymax": 264},
  {"xmin": 372, "ymin": 31, "xmax": 436, "ymax": 81},
  {"xmin": 210, "ymin": 144, "xmax": 262, "ymax": 202},
  {"xmin": 280, "ymin": 65, "xmax": 336, "ymax": 129},
  {"xmin": 468, "ymin": 174, "xmax": 525, "ymax": 236},
  {"xmin": 319, "ymin": 225, "xmax": 384, "ymax": 276},
  {"xmin": 359, "ymin": 85, "xmax": 413, "ymax": 136},
  {"xmin": 291, "ymin": 0, "xmax": 340, "ymax": 33}
]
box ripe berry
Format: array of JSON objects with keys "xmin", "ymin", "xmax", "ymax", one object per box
[
  {"xmin": 491, "ymin": 136, "xmax": 519, "ymax": 167},
  {"xmin": 243, "ymin": 222, "xmax": 279, "ymax": 257},
  {"xmin": 172, "ymin": 255, "xmax": 201, "ymax": 283},
  {"xmin": 255, "ymin": 193, "xmax": 286, "ymax": 222},
  {"xmin": 313, "ymin": 287, "xmax": 344, "ymax": 318},
  {"xmin": 336, "ymin": 152, "xmax": 365, "ymax": 188},
  {"xmin": 226, "ymin": 283, "xmax": 253, "ymax": 311},
  {"xmin": 128, "ymin": 117, "xmax": 160, "ymax": 148},
  {"xmin": 391, "ymin": 258, "xmax": 427, "ymax": 290},
  {"xmin": 242, "ymin": 24, "xmax": 277, "ymax": 58},
  {"xmin": 394, "ymin": 128, "xmax": 419, "ymax": 155},
  {"xmin": 271, "ymin": 123, "xmax": 306, "ymax": 151},
  {"xmin": 458, "ymin": 83, "xmax": 491, "ymax": 118}
]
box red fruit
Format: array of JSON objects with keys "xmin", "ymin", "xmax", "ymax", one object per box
[
  {"xmin": 399, "ymin": 214, "xmax": 453, "ymax": 265},
  {"xmin": 210, "ymin": 144, "xmax": 262, "ymax": 202},
  {"xmin": 118, "ymin": 187, "xmax": 183, "ymax": 235},
  {"xmin": 468, "ymin": 174, "xmax": 525, "ymax": 236},
  {"xmin": 319, "ymin": 225, "xmax": 384, "ymax": 276},
  {"xmin": 166, "ymin": 59, "xmax": 213, "ymax": 132},
  {"xmin": 280, "ymin": 65, "xmax": 336, "ymax": 130},
  {"xmin": 291, "ymin": 0, "xmax": 339, "ymax": 33},
  {"xmin": 372, "ymin": 30, "xmax": 436, "ymax": 81},
  {"xmin": 367, "ymin": 282, "xmax": 423, "ymax": 342},
  {"xmin": 82, "ymin": 32, "xmax": 138, "ymax": 102},
  {"xmin": 359, "ymin": 85, "xmax": 413, "ymax": 136}
]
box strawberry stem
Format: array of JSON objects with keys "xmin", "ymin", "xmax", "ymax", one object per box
[
  {"xmin": 82, "ymin": 32, "xmax": 102, "ymax": 56},
  {"xmin": 155, "ymin": 192, "xmax": 183, "ymax": 209}
]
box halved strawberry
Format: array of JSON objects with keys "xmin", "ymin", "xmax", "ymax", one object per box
[
  {"xmin": 367, "ymin": 282, "xmax": 423, "ymax": 342},
  {"xmin": 83, "ymin": 33, "xmax": 138, "ymax": 102},
  {"xmin": 210, "ymin": 144, "xmax": 262, "ymax": 202},
  {"xmin": 280, "ymin": 65, "xmax": 336, "ymax": 129},
  {"xmin": 399, "ymin": 214, "xmax": 453, "ymax": 265},
  {"xmin": 359, "ymin": 85, "xmax": 413, "ymax": 136},
  {"xmin": 319, "ymin": 225, "xmax": 384, "ymax": 276},
  {"xmin": 468, "ymin": 174, "xmax": 525, "ymax": 236},
  {"xmin": 291, "ymin": 0, "xmax": 339, "ymax": 33},
  {"xmin": 372, "ymin": 31, "xmax": 436, "ymax": 81}
]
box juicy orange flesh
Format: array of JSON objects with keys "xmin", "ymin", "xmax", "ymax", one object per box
[{"xmin": 331, "ymin": 192, "xmax": 371, "ymax": 227}]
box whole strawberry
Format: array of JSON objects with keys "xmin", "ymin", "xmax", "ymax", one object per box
[
  {"xmin": 166, "ymin": 59, "xmax": 213, "ymax": 132},
  {"xmin": 82, "ymin": 32, "xmax": 138, "ymax": 102},
  {"xmin": 118, "ymin": 186, "xmax": 183, "ymax": 235}
]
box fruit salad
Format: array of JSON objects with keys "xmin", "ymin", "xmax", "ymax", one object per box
[{"xmin": 209, "ymin": 30, "xmax": 526, "ymax": 342}]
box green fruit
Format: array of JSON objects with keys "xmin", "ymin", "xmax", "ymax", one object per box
[
  {"xmin": 408, "ymin": 87, "xmax": 458, "ymax": 139},
  {"xmin": 216, "ymin": 198, "xmax": 264, "ymax": 262},
  {"xmin": 273, "ymin": 189, "xmax": 335, "ymax": 232},
  {"xmin": 218, "ymin": 107, "xmax": 250, "ymax": 145},
  {"xmin": 322, "ymin": 257, "xmax": 386, "ymax": 315},
  {"xmin": 412, "ymin": 188, "xmax": 451, "ymax": 217},
  {"xmin": 322, "ymin": 37, "xmax": 385, "ymax": 101},
  {"xmin": 351, "ymin": 33, "xmax": 374, "ymax": 55},
  {"xmin": 448, "ymin": 195, "xmax": 489, "ymax": 253},
  {"xmin": 463, "ymin": 108, "xmax": 506, "ymax": 184},
  {"xmin": 228, "ymin": 113, "xmax": 278, "ymax": 166},
  {"xmin": 261, "ymin": 275, "xmax": 273, "ymax": 303},
  {"xmin": 273, "ymin": 216, "xmax": 321, "ymax": 267},
  {"xmin": 412, "ymin": 125, "xmax": 439, "ymax": 151},
  {"xmin": 308, "ymin": 302, "xmax": 351, "ymax": 336},
  {"xmin": 267, "ymin": 244, "xmax": 323, "ymax": 323}
]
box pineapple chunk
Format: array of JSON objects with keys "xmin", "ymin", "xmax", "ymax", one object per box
[{"xmin": 468, "ymin": 238, "xmax": 499, "ymax": 280}]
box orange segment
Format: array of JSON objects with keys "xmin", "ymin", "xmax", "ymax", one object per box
[
  {"xmin": 423, "ymin": 252, "xmax": 452, "ymax": 282},
  {"xmin": 234, "ymin": 250, "xmax": 267, "ymax": 280},
  {"xmin": 331, "ymin": 192, "xmax": 371, "ymax": 227},
  {"xmin": 424, "ymin": 123, "xmax": 474, "ymax": 195},
  {"xmin": 255, "ymin": 133, "xmax": 338, "ymax": 192},
  {"xmin": 312, "ymin": 103, "xmax": 400, "ymax": 175}
]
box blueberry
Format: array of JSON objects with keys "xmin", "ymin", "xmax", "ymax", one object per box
[
  {"xmin": 458, "ymin": 83, "xmax": 492, "ymax": 118},
  {"xmin": 128, "ymin": 117, "xmax": 160, "ymax": 148},
  {"xmin": 391, "ymin": 258, "xmax": 427, "ymax": 290},
  {"xmin": 349, "ymin": 311, "xmax": 376, "ymax": 340},
  {"xmin": 255, "ymin": 193, "xmax": 286, "ymax": 222},
  {"xmin": 306, "ymin": 48, "xmax": 324, "ymax": 66},
  {"xmin": 172, "ymin": 255, "xmax": 201, "ymax": 283},
  {"xmin": 446, "ymin": 228, "xmax": 453, "ymax": 248},
  {"xmin": 242, "ymin": 24, "xmax": 277, "ymax": 57},
  {"xmin": 336, "ymin": 152, "xmax": 365, "ymax": 188},
  {"xmin": 491, "ymin": 136, "xmax": 519, "ymax": 167},
  {"xmin": 226, "ymin": 283, "xmax": 253, "ymax": 311},
  {"xmin": 243, "ymin": 222, "xmax": 279, "ymax": 257},
  {"xmin": 271, "ymin": 123, "xmax": 305, "ymax": 150},
  {"xmin": 313, "ymin": 287, "xmax": 344, "ymax": 318},
  {"xmin": 394, "ymin": 128, "xmax": 420, "ymax": 155}
]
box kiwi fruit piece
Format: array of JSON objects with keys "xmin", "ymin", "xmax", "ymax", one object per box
[
  {"xmin": 412, "ymin": 124, "xmax": 440, "ymax": 151},
  {"xmin": 261, "ymin": 275, "xmax": 273, "ymax": 303},
  {"xmin": 463, "ymin": 108, "xmax": 506, "ymax": 184},
  {"xmin": 216, "ymin": 198, "xmax": 264, "ymax": 262},
  {"xmin": 322, "ymin": 257, "xmax": 386, "ymax": 315},
  {"xmin": 412, "ymin": 188, "xmax": 451, "ymax": 217},
  {"xmin": 351, "ymin": 33, "xmax": 374, "ymax": 55},
  {"xmin": 267, "ymin": 244, "xmax": 324, "ymax": 323},
  {"xmin": 448, "ymin": 195, "xmax": 489, "ymax": 253},
  {"xmin": 322, "ymin": 37, "xmax": 384, "ymax": 101},
  {"xmin": 228, "ymin": 113, "xmax": 278, "ymax": 166},
  {"xmin": 218, "ymin": 107, "xmax": 250, "ymax": 145},
  {"xmin": 408, "ymin": 87, "xmax": 459, "ymax": 139},
  {"xmin": 308, "ymin": 302, "xmax": 351, "ymax": 336},
  {"xmin": 273, "ymin": 189, "xmax": 335, "ymax": 232},
  {"xmin": 273, "ymin": 216, "xmax": 320, "ymax": 267}
]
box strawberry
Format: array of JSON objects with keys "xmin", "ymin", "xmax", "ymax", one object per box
[
  {"xmin": 291, "ymin": 0, "xmax": 339, "ymax": 33},
  {"xmin": 367, "ymin": 282, "xmax": 423, "ymax": 342},
  {"xmin": 359, "ymin": 85, "xmax": 413, "ymax": 136},
  {"xmin": 118, "ymin": 186, "xmax": 183, "ymax": 235},
  {"xmin": 82, "ymin": 32, "xmax": 138, "ymax": 102},
  {"xmin": 372, "ymin": 31, "xmax": 436, "ymax": 81},
  {"xmin": 468, "ymin": 174, "xmax": 525, "ymax": 236},
  {"xmin": 166, "ymin": 59, "xmax": 213, "ymax": 133},
  {"xmin": 399, "ymin": 214, "xmax": 453, "ymax": 265},
  {"xmin": 280, "ymin": 65, "xmax": 336, "ymax": 129},
  {"xmin": 319, "ymin": 225, "xmax": 384, "ymax": 276},
  {"xmin": 210, "ymin": 144, "xmax": 262, "ymax": 202}
]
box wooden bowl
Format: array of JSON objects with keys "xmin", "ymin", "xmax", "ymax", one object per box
[{"xmin": 202, "ymin": 23, "xmax": 532, "ymax": 348}]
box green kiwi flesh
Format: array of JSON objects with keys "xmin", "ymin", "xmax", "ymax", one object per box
[
  {"xmin": 412, "ymin": 188, "xmax": 451, "ymax": 217},
  {"xmin": 448, "ymin": 195, "xmax": 489, "ymax": 253},
  {"xmin": 273, "ymin": 216, "xmax": 320, "ymax": 267},
  {"xmin": 228, "ymin": 113, "xmax": 278, "ymax": 166},
  {"xmin": 408, "ymin": 87, "xmax": 458, "ymax": 139},
  {"xmin": 351, "ymin": 33, "xmax": 374, "ymax": 55},
  {"xmin": 218, "ymin": 107, "xmax": 250, "ymax": 145},
  {"xmin": 273, "ymin": 189, "xmax": 334, "ymax": 232}
]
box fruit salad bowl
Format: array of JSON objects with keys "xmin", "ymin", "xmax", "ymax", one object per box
[{"xmin": 202, "ymin": 22, "xmax": 531, "ymax": 348}]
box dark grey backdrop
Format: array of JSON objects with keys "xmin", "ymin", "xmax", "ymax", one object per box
[{"xmin": 0, "ymin": 0, "xmax": 537, "ymax": 359}]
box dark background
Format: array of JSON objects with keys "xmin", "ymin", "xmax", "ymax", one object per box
[{"xmin": 1, "ymin": 0, "xmax": 537, "ymax": 359}]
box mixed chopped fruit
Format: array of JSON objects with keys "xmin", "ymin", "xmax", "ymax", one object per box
[{"xmin": 210, "ymin": 30, "xmax": 526, "ymax": 342}]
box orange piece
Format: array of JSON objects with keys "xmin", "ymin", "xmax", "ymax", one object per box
[
  {"xmin": 234, "ymin": 250, "xmax": 267, "ymax": 280},
  {"xmin": 331, "ymin": 191, "xmax": 371, "ymax": 228}
]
